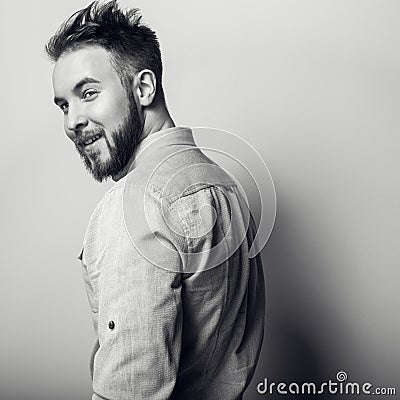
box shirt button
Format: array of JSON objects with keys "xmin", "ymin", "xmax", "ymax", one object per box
[{"xmin": 108, "ymin": 321, "xmax": 115, "ymax": 330}]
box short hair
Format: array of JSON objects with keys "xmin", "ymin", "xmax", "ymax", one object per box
[{"xmin": 46, "ymin": 0, "xmax": 164, "ymax": 99}]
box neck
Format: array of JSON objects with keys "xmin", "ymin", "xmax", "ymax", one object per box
[
  {"xmin": 140, "ymin": 107, "xmax": 175, "ymax": 142},
  {"xmin": 112, "ymin": 104, "xmax": 175, "ymax": 182}
]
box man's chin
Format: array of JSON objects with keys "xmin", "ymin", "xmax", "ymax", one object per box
[
  {"xmin": 75, "ymin": 112, "xmax": 141, "ymax": 182},
  {"xmin": 86, "ymin": 157, "xmax": 133, "ymax": 182},
  {"xmin": 80, "ymin": 156, "xmax": 111, "ymax": 182},
  {"xmin": 90, "ymin": 170, "xmax": 111, "ymax": 183}
]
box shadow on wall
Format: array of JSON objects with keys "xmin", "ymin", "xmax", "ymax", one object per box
[{"xmin": 244, "ymin": 191, "xmax": 335, "ymax": 400}]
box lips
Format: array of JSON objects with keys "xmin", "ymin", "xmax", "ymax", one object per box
[{"xmin": 79, "ymin": 133, "xmax": 102, "ymax": 147}]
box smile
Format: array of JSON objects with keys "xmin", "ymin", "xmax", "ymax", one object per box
[{"xmin": 83, "ymin": 134, "xmax": 102, "ymax": 146}]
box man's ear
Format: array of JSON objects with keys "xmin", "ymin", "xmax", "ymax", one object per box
[{"xmin": 134, "ymin": 69, "xmax": 157, "ymax": 107}]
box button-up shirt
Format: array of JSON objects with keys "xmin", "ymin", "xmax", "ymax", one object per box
[{"xmin": 79, "ymin": 127, "xmax": 265, "ymax": 400}]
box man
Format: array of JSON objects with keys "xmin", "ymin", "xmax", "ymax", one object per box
[{"xmin": 47, "ymin": 1, "xmax": 265, "ymax": 399}]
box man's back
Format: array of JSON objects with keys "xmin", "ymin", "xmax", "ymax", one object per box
[{"xmin": 80, "ymin": 127, "xmax": 265, "ymax": 399}]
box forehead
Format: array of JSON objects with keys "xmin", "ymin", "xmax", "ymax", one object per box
[{"xmin": 52, "ymin": 46, "xmax": 119, "ymax": 95}]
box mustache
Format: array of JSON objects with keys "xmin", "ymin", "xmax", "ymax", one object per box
[{"xmin": 74, "ymin": 128, "xmax": 105, "ymax": 147}]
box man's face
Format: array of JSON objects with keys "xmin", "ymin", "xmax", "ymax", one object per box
[{"xmin": 52, "ymin": 46, "xmax": 142, "ymax": 182}]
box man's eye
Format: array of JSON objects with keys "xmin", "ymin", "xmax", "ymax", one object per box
[{"xmin": 83, "ymin": 89, "xmax": 98, "ymax": 99}]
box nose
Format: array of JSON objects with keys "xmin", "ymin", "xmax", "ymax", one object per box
[{"xmin": 65, "ymin": 104, "xmax": 88, "ymax": 133}]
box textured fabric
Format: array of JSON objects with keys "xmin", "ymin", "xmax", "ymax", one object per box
[{"xmin": 79, "ymin": 127, "xmax": 265, "ymax": 400}]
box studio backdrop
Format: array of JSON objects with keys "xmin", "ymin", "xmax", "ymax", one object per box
[{"xmin": 0, "ymin": 1, "xmax": 399, "ymax": 399}]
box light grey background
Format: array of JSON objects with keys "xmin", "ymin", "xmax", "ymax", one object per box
[{"xmin": 1, "ymin": 1, "xmax": 399, "ymax": 399}]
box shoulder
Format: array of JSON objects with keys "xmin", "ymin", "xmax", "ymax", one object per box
[{"xmin": 123, "ymin": 143, "xmax": 237, "ymax": 203}]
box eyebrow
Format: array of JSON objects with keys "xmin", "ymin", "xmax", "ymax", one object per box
[{"xmin": 53, "ymin": 77, "xmax": 101, "ymax": 105}]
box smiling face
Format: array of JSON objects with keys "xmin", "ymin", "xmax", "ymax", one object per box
[{"xmin": 52, "ymin": 45, "xmax": 142, "ymax": 181}]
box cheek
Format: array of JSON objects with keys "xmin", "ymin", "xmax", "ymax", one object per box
[
  {"xmin": 63, "ymin": 121, "xmax": 75, "ymax": 141},
  {"xmin": 88, "ymin": 92, "xmax": 130, "ymax": 126}
]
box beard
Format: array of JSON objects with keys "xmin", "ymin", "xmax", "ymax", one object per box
[{"xmin": 74, "ymin": 93, "xmax": 142, "ymax": 182}]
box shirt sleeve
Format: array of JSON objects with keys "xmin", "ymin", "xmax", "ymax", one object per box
[{"xmin": 87, "ymin": 184, "xmax": 187, "ymax": 400}]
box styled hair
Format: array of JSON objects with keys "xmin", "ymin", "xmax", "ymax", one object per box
[{"xmin": 46, "ymin": 0, "xmax": 164, "ymax": 99}]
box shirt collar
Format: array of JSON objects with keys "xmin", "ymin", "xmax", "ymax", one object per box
[{"xmin": 133, "ymin": 126, "xmax": 195, "ymax": 161}]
